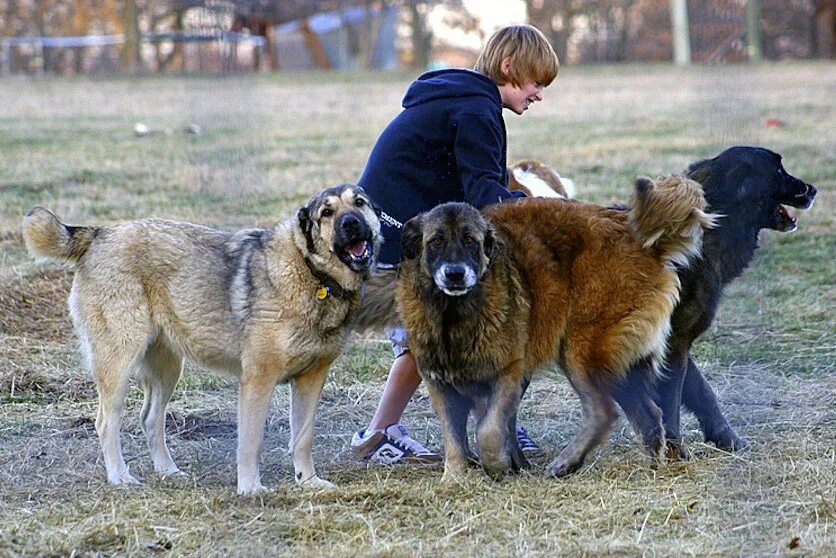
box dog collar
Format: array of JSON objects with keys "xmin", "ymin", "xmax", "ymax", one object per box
[{"xmin": 304, "ymin": 257, "xmax": 353, "ymax": 301}]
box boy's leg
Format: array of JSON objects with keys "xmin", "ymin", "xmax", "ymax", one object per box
[
  {"xmin": 351, "ymin": 328, "xmax": 440, "ymax": 463},
  {"xmin": 368, "ymin": 351, "xmax": 422, "ymax": 430}
]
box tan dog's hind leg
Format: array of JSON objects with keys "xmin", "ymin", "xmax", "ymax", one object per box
[
  {"xmin": 547, "ymin": 373, "xmax": 616, "ymax": 477},
  {"xmin": 139, "ymin": 337, "xmax": 183, "ymax": 476},
  {"xmin": 237, "ymin": 364, "xmax": 283, "ymax": 495},
  {"xmin": 476, "ymin": 362, "xmax": 526, "ymax": 480},
  {"xmin": 289, "ymin": 358, "xmax": 334, "ymax": 489},
  {"xmin": 94, "ymin": 353, "xmax": 143, "ymax": 485}
]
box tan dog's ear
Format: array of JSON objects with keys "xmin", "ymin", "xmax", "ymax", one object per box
[
  {"xmin": 297, "ymin": 207, "xmax": 315, "ymax": 253},
  {"xmin": 355, "ymin": 186, "xmax": 382, "ymax": 218},
  {"xmin": 400, "ymin": 216, "xmax": 423, "ymax": 260}
]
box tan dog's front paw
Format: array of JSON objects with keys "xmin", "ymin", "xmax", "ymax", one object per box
[{"xmin": 297, "ymin": 474, "xmax": 335, "ymax": 490}]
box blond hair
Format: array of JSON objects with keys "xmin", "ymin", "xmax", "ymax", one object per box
[{"xmin": 474, "ymin": 25, "xmax": 559, "ymax": 87}]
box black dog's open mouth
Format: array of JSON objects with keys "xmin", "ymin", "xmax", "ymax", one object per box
[
  {"xmin": 772, "ymin": 204, "xmax": 798, "ymax": 232},
  {"xmin": 771, "ymin": 184, "xmax": 816, "ymax": 232}
]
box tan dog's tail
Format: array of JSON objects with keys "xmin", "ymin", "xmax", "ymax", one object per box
[
  {"xmin": 22, "ymin": 207, "xmax": 98, "ymax": 264},
  {"xmin": 628, "ymin": 175, "xmax": 717, "ymax": 268},
  {"xmin": 353, "ymin": 268, "xmax": 400, "ymax": 331}
]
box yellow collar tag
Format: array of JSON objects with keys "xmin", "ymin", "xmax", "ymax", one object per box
[{"xmin": 316, "ymin": 286, "xmax": 329, "ymax": 300}]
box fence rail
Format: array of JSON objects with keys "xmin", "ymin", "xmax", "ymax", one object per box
[{"xmin": 0, "ymin": 32, "xmax": 267, "ymax": 75}]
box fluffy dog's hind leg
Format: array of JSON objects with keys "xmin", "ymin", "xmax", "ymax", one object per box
[
  {"xmin": 139, "ymin": 337, "xmax": 183, "ymax": 477},
  {"xmin": 548, "ymin": 373, "xmax": 616, "ymax": 478},
  {"xmin": 681, "ymin": 357, "xmax": 748, "ymax": 451},
  {"xmin": 427, "ymin": 381, "xmax": 473, "ymax": 482},
  {"xmin": 611, "ymin": 365, "xmax": 666, "ymax": 461},
  {"xmin": 289, "ymin": 358, "xmax": 334, "ymax": 489}
]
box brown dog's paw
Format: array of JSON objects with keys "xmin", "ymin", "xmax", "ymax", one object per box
[
  {"xmin": 546, "ymin": 458, "xmax": 582, "ymax": 478},
  {"xmin": 665, "ymin": 439, "xmax": 686, "ymax": 460}
]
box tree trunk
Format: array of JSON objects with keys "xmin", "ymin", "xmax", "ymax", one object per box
[
  {"xmin": 122, "ymin": 0, "xmax": 141, "ymax": 72},
  {"xmin": 408, "ymin": 2, "xmax": 431, "ymax": 70}
]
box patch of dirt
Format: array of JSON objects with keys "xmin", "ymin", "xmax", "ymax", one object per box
[
  {"xmin": 0, "ymin": 268, "xmax": 74, "ymax": 342},
  {"xmin": 165, "ymin": 411, "xmax": 237, "ymax": 440}
]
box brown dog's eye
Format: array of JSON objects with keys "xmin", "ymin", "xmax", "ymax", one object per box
[
  {"xmin": 463, "ymin": 236, "xmax": 474, "ymax": 245},
  {"xmin": 321, "ymin": 208, "xmax": 333, "ymax": 218},
  {"xmin": 355, "ymin": 198, "xmax": 366, "ymax": 207},
  {"xmin": 432, "ymin": 237, "xmax": 443, "ymax": 247}
]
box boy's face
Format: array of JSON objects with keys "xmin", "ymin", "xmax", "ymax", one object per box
[
  {"xmin": 498, "ymin": 81, "xmax": 544, "ymax": 115},
  {"xmin": 497, "ymin": 57, "xmax": 545, "ymax": 115}
]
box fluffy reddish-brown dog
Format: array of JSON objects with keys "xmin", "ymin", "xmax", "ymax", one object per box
[{"xmin": 393, "ymin": 176, "xmax": 715, "ymax": 481}]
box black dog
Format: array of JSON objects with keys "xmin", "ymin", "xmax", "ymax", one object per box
[{"xmin": 613, "ymin": 146, "xmax": 817, "ymax": 456}]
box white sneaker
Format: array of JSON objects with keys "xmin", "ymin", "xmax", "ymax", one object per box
[{"xmin": 351, "ymin": 423, "xmax": 442, "ymax": 464}]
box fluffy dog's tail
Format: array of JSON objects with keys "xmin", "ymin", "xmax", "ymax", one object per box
[
  {"xmin": 22, "ymin": 207, "xmax": 98, "ymax": 264},
  {"xmin": 353, "ymin": 268, "xmax": 400, "ymax": 331},
  {"xmin": 628, "ymin": 175, "xmax": 717, "ymax": 268}
]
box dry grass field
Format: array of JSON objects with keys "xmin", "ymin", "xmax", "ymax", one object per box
[{"xmin": 0, "ymin": 63, "xmax": 834, "ymax": 556}]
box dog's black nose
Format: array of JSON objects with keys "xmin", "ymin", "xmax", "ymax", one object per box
[
  {"xmin": 340, "ymin": 213, "xmax": 363, "ymax": 236},
  {"xmin": 444, "ymin": 265, "xmax": 466, "ymax": 283}
]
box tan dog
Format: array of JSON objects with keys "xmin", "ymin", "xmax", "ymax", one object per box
[
  {"xmin": 22, "ymin": 184, "xmax": 381, "ymax": 495},
  {"xmin": 507, "ymin": 159, "xmax": 575, "ymax": 198},
  {"xmin": 395, "ymin": 176, "xmax": 715, "ymax": 481}
]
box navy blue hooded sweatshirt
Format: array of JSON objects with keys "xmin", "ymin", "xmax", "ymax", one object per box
[{"xmin": 358, "ymin": 68, "xmax": 526, "ymax": 266}]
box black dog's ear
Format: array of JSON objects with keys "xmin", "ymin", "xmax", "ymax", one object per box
[
  {"xmin": 297, "ymin": 207, "xmax": 316, "ymax": 253},
  {"xmin": 400, "ymin": 216, "xmax": 423, "ymax": 260}
]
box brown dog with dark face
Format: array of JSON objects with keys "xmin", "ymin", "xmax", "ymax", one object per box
[{"xmin": 394, "ymin": 176, "xmax": 716, "ymax": 481}]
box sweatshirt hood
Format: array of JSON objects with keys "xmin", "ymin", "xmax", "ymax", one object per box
[{"xmin": 402, "ymin": 69, "xmax": 501, "ymax": 109}]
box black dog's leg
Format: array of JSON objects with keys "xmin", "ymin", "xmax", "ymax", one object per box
[
  {"xmin": 682, "ymin": 357, "xmax": 748, "ymax": 451},
  {"xmin": 610, "ymin": 364, "xmax": 665, "ymax": 460},
  {"xmin": 655, "ymin": 352, "xmax": 688, "ymax": 459}
]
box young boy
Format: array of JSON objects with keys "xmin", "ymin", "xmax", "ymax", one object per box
[{"xmin": 352, "ymin": 25, "xmax": 559, "ymax": 463}]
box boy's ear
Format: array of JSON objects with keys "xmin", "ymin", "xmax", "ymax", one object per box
[
  {"xmin": 400, "ymin": 216, "xmax": 423, "ymax": 260},
  {"xmin": 500, "ymin": 56, "xmax": 512, "ymax": 78}
]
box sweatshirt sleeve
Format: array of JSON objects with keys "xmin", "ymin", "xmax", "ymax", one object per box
[{"xmin": 453, "ymin": 113, "xmax": 527, "ymax": 208}]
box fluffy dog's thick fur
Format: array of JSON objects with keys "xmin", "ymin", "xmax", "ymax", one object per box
[
  {"xmin": 22, "ymin": 184, "xmax": 382, "ymax": 495},
  {"xmin": 614, "ymin": 147, "xmax": 817, "ymax": 456},
  {"xmin": 394, "ymin": 176, "xmax": 716, "ymax": 480}
]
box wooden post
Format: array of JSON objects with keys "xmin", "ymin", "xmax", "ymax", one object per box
[
  {"xmin": 121, "ymin": 0, "xmax": 141, "ymax": 72},
  {"xmin": 670, "ymin": 0, "xmax": 691, "ymax": 65},
  {"xmin": 301, "ymin": 20, "xmax": 332, "ymax": 69},
  {"xmin": 746, "ymin": 0, "xmax": 763, "ymax": 62},
  {"xmin": 1, "ymin": 40, "xmax": 9, "ymax": 75}
]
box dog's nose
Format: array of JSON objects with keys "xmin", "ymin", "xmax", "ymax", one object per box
[
  {"xmin": 340, "ymin": 213, "xmax": 363, "ymax": 235},
  {"xmin": 444, "ymin": 265, "xmax": 466, "ymax": 284}
]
